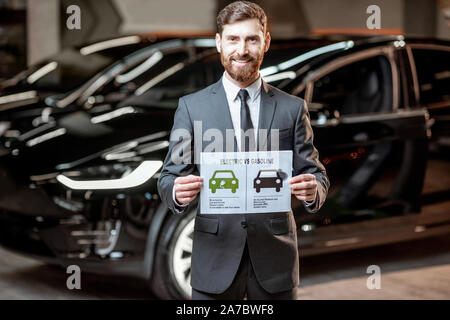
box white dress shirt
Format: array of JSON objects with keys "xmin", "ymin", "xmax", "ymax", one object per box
[{"xmin": 222, "ymin": 72, "xmax": 262, "ymax": 150}]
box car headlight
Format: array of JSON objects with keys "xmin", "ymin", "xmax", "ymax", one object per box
[
  {"xmin": 256, "ymin": 179, "xmax": 261, "ymax": 184},
  {"xmin": 211, "ymin": 180, "xmax": 216, "ymax": 185},
  {"xmin": 56, "ymin": 160, "xmax": 163, "ymax": 190}
]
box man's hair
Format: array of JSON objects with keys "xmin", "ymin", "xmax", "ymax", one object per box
[{"xmin": 216, "ymin": 1, "xmax": 267, "ymax": 35}]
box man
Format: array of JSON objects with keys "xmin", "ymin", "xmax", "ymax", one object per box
[{"xmin": 157, "ymin": 1, "xmax": 329, "ymax": 300}]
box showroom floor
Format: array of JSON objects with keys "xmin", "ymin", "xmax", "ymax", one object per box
[
  {"xmin": 1, "ymin": 158, "xmax": 449, "ymax": 299},
  {"xmin": 0, "ymin": 233, "xmax": 449, "ymax": 299},
  {"xmin": 297, "ymin": 233, "xmax": 450, "ymax": 299}
]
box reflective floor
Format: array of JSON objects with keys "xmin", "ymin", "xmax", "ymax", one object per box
[
  {"xmin": 0, "ymin": 233, "xmax": 449, "ymax": 299},
  {"xmin": 298, "ymin": 234, "xmax": 450, "ymax": 299},
  {"xmin": 1, "ymin": 156, "xmax": 449, "ymax": 300}
]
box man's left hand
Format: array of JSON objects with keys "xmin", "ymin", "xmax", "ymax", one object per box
[{"xmin": 289, "ymin": 174, "xmax": 317, "ymax": 202}]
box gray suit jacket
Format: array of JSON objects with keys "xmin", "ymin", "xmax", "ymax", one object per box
[{"xmin": 157, "ymin": 78, "xmax": 329, "ymax": 294}]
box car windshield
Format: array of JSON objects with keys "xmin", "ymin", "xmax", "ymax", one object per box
[
  {"xmin": 28, "ymin": 49, "xmax": 114, "ymax": 91},
  {"xmin": 259, "ymin": 170, "xmax": 278, "ymax": 177},
  {"xmin": 214, "ymin": 172, "xmax": 234, "ymax": 179},
  {"xmin": 1, "ymin": 39, "xmax": 151, "ymax": 93},
  {"xmin": 52, "ymin": 39, "xmax": 207, "ymax": 108}
]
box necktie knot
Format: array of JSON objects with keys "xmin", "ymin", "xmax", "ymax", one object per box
[{"xmin": 238, "ymin": 89, "xmax": 249, "ymax": 103}]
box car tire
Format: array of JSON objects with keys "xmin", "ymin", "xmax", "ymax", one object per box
[
  {"xmin": 256, "ymin": 188, "xmax": 260, "ymax": 193},
  {"xmin": 150, "ymin": 210, "xmax": 195, "ymax": 300},
  {"xmin": 276, "ymin": 187, "xmax": 280, "ymax": 192}
]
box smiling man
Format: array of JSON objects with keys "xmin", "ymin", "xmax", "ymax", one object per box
[{"xmin": 158, "ymin": 1, "xmax": 329, "ymax": 300}]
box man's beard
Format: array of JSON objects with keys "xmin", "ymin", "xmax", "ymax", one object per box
[{"xmin": 221, "ymin": 49, "xmax": 264, "ymax": 83}]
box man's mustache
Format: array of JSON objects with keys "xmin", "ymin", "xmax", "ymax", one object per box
[{"xmin": 229, "ymin": 54, "xmax": 256, "ymax": 62}]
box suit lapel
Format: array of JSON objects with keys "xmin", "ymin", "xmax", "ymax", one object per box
[
  {"xmin": 210, "ymin": 79, "xmax": 238, "ymax": 151},
  {"xmin": 257, "ymin": 81, "xmax": 277, "ymax": 151}
]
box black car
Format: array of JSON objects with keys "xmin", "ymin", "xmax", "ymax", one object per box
[
  {"xmin": 254, "ymin": 169, "xmax": 283, "ymax": 192},
  {"xmin": 0, "ymin": 35, "xmax": 449, "ymax": 300}
]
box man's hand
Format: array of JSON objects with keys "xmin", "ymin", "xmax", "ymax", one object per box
[
  {"xmin": 174, "ymin": 175, "xmax": 203, "ymax": 206},
  {"xmin": 289, "ymin": 174, "xmax": 317, "ymax": 202}
]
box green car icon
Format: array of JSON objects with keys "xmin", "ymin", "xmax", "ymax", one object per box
[{"xmin": 209, "ymin": 170, "xmax": 239, "ymax": 193}]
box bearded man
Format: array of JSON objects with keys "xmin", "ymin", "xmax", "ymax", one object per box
[{"xmin": 157, "ymin": 1, "xmax": 329, "ymax": 300}]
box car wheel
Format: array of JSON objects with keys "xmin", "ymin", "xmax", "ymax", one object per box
[
  {"xmin": 232, "ymin": 188, "xmax": 236, "ymax": 193},
  {"xmin": 211, "ymin": 188, "xmax": 216, "ymax": 193},
  {"xmin": 276, "ymin": 187, "xmax": 280, "ymax": 192},
  {"xmin": 150, "ymin": 210, "xmax": 195, "ymax": 300},
  {"xmin": 256, "ymin": 188, "xmax": 260, "ymax": 193}
]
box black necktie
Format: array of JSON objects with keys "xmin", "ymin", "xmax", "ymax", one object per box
[{"xmin": 238, "ymin": 89, "xmax": 256, "ymax": 152}]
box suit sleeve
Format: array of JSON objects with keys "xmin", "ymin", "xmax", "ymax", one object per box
[
  {"xmin": 157, "ymin": 97, "xmax": 199, "ymax": 215},
  {"xmin": 293, "ymin": 100, "xmax": 330, "ymax": 213}
]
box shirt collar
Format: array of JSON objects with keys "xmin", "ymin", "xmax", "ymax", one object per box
[{"xmin": 222, "ymin": 72, "xmax": 262, "ymax": 103}]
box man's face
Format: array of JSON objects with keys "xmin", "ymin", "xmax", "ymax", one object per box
[{"xmin": 216, "ymin": 18, "xmax": 270, "ymax": 83}]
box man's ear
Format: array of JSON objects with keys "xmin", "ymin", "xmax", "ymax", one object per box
[
  {"xmin": 215, "ymin": 33, "xmax": 221, "ymax": 53},
  {"xmin": 264, "ymin": 32, "xmax": 271, "ymax": 53}
]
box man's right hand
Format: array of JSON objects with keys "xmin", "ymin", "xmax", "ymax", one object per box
[{"xmin": 174, "ymin": 175, "xmax": 203, "ymax": 206}]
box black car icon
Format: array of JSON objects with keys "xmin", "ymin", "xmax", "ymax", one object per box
[{"xmin": 254, "ymin": 169, "xmax": 283, "ymax": 193}]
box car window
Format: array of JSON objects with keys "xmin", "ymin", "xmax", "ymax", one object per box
[
  {"xmin": 259, "ymin": 171, "xmax": 277, "ymax": 178},
  {"xmin": 311, "ymin": 55, "xmax": 393, "ymax": 116},
  {"xmin": 412, "ymin": 48, "xmax": 450, "ymax": 105},
  {"xmin": 214, "ymin": 172, "xmax": 234, "ymax": 179}
]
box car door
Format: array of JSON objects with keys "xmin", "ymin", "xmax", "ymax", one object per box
[
  {"xmin": 407, "ymin": 44, "xmax": 450, "ymax": 153},
  {"xmin": 288, "ymin": 45, "xmax": 429, "ymax": 254}
]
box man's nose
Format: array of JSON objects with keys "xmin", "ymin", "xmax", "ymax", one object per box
[{"xmin": 236, "ymin": 40, "xmax": 248, "ymax": 56}]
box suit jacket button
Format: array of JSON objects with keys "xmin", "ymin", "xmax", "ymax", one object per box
[{"xmin": 241, "ymin": 221, "xmax": 247, "ymax": 228}]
